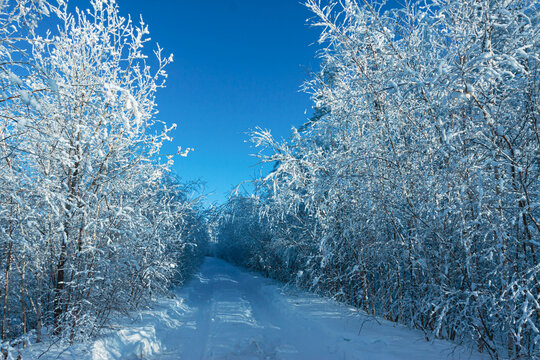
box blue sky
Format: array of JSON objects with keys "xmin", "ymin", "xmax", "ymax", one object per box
[{"xmin": 109, "ymin": 0, "xmax": 321, "ymax": 204}]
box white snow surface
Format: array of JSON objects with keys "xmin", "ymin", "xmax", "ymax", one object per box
[{"xmin": 17, "ymin": 257, "xmax": 487, "ymax": 359}]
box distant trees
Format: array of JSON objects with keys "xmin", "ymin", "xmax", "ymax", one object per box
[
  {"xmin": 0, "ymin": 0, "xmax": 206, "ymax": 350},
  {"xmin": 216, "ymin": 0, "xmax": 539, "ymax": 358}
]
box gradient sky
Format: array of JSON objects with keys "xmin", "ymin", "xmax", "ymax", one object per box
[{"xmin": 107, "ymin": 0, "xmax": 321, "ymax": 204}]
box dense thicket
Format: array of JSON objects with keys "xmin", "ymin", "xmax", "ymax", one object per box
[
  {"xmin": 0, "ymin": 0, "xmax": 207, "ymax": 349},
  {"xmin": 216, "ymin": 0, "xmax": 539, "ymax": 358}
]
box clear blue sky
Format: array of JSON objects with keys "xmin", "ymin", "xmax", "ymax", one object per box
[{"xmin": 109, "ymin": 0, "xmax": 321, "ymax": 204}]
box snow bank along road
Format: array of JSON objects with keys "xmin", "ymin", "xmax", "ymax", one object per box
[{"xmin": 25, "ymin": 257, "xmax": 487, "ymax": 359}]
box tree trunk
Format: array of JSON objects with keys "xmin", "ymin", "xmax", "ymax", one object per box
[
  {"xmin": 53, "ymin": 239, "xmax": 67, "ymax": 335},
  {"xmin": 1, "ymin": 242, "xmax": 12, "ymax": 342},
  {"xmin": 20, "ymin": 262, "xmax": 26, "ymax": 347}
]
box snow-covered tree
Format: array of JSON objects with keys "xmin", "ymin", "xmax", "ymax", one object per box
[
  {"xmin": 0, "ymin": 0, "xmax": 208, "ymax": 350},
  {"xmin": 217, "ymin": 1, "xmax": 539, "ymax": 358}
]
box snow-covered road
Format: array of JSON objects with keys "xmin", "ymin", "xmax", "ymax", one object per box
[
  {"xmin": 150, "ymin": 257, "xmax": 484, "ymax": 360},
  {"xmin": 21, "ymin": 257, "xmax": 487, "ymax": 359}
]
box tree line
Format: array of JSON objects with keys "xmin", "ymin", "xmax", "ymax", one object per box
[
  {"xmin": 215, "ymin": 0, "xmax": 539, "ymax": 358},
  {"xmin": 0, "ymin": 0, "xmax": 207, "ymax": 350}
]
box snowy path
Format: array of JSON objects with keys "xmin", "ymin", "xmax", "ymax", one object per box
[
  {"xmin": 150, "ymin": 257, "xmax": 484, "ymax": 360},
  {"xmin": 20, "ymin": 257, "xmax": 486, "ymax": 359}
]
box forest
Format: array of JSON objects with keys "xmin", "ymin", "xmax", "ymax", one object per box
[{"xmin": 0, "ymin": 0, "xmax": 538, "ymax": 359}]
